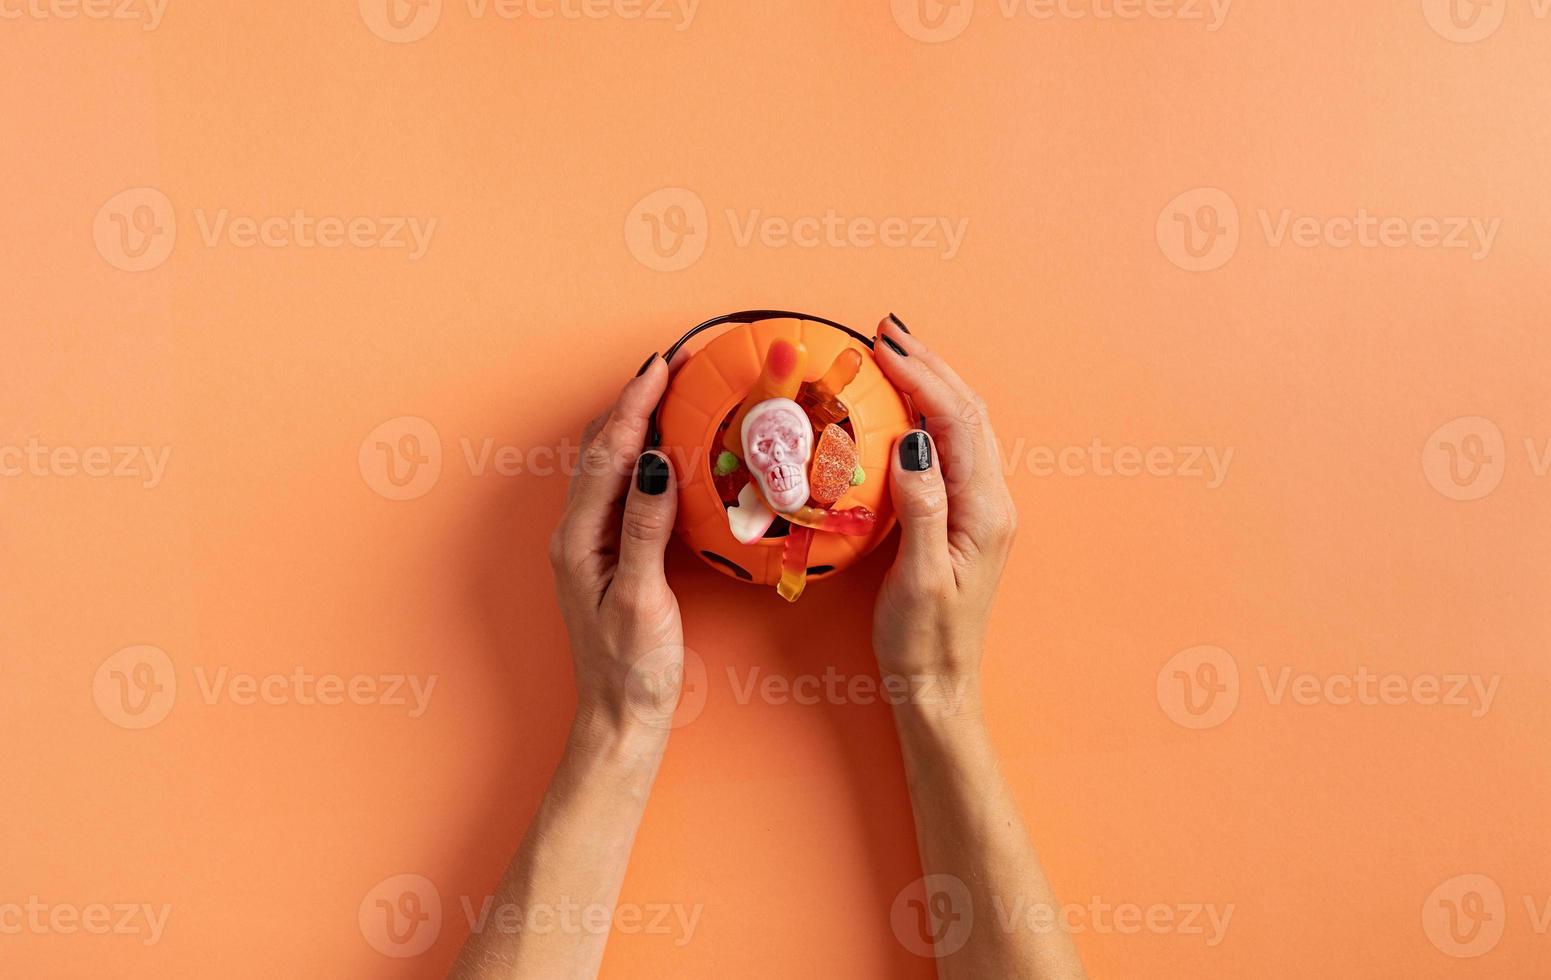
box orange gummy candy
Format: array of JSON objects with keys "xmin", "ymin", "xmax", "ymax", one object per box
[
  {"xmin": 808, "ymin": 424, "xmax": 859, "ymax": 506},
  {"xmin": 723, "ymin": 339, "xmax": 809, "ymax": 458}
]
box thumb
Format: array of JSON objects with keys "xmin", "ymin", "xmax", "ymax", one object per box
[
  {"xmin": 890, "ymin": 430, "xmax": 951, "ymax": 584},
  {"xmin": 616, "ymin": 450, "xmax": 678, "ymax": 590}
]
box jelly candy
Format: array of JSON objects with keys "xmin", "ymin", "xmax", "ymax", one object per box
[
  {"xmin": 781, "ymin": 503, "xmax": 876, "ymax": 536},
  {"xmin": 797, "ymin": 348, "xmax": 862, "ymax": 428},
  {"xmin": 723, "ymin": 340, "xmax": 809, "ymax": 458},
  {"xmin": 741, "ymin": 398, "xmax": 813, "ymax": 514},
  {"xmin": 727, "ymin": 482, "xmax": 776, "ymax": 545},
  {"xmin": 808, "ymin": 424, "xmax": 859, "ymax": 506},
  {"xmin": 777, "ymin": 527, "xmax": 814, "ymax": 602}
]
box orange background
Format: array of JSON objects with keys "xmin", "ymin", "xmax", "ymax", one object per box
[{"xmin": 3, "ymin": 1, "xmax": 1549, "ymax": 977}]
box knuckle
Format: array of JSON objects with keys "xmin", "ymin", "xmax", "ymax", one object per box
[
  {"xmin": 581, "ymin": 437, "xmax": 617, "ymax": 478},
  {"xmin": 611, "ymin": 584, "xmax": 659, "ymax": 622},
  {"xmin": 981, "ymin": 503, "xmax": 1018, "ymax": 546},
  {"xmin": 900, "ymin": 480, "xmax": 949, "ymax": 522},
  {"xmin": 547, "ymin": 526, "xmax": 571, "ymax": 571},
  {"xmin": 620, "ymin": 504, "xmax": 668, "ymax": 545},
  {"xmin": 956, "ymin": 394, "xmax": 988, "ymax": 427}
]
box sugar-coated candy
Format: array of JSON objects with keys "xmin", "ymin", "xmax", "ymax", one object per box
[
  {"xmin": 723, "ymin": 340, "xmax": 809, "ymax": 457},
  {"xmin": 808, "ymin": 424, "xmax": 859, "ymax": 506}
]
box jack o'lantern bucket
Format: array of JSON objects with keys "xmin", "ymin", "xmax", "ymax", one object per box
[{"xmin": 650, "ymin": 310, "xmax": 913, "ymax": 595}]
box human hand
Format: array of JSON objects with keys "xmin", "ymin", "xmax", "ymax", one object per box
[
  {"xmin": 870, "ymin": 315, "xmax": 1019, "ymax": 705},
  {"xmin": 549, "ymin": 355, "xmax": 684, "ymax": 753}
]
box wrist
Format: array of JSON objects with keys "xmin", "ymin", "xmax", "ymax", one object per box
[{"xmin": 568, "ymin": 699, "xmax": 671, "ymax": 771}]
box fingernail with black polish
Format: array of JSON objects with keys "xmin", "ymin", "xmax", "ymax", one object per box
[
  {"xmin": 635, "ymin": 352, "xmax": 659, "ymax": 377},
  {"xmin": 637, "ymin": 452, "xmax": 670, "ymax": 494},
  {"xmin": 887, "ymin": 312, "xmax": 911, "ymax": 335},
  {"xmin": 879, "ymin": 335, "xmax": 908, "ymax": 358},
  {"xmin": 900, "ymin": 431, "xmax": 932, "ymax": 472}
]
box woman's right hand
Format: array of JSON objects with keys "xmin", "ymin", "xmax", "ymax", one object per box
[{"xmin": 870, "ymin": 315, "xmax": 1020, "ymax": 702}]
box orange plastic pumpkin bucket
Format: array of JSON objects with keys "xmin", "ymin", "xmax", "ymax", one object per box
[{"xmin": 650, "ymin": 310, "xmax": 913, "ymax": 588}]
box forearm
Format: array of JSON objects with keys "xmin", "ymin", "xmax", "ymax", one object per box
[
  {"xmin": 892, "ymin": 677, "xmax": 1086, "ymax": 980},
  {"xmin": 450, "ymin": 717, "xmax": 667, "ymax": 980}
]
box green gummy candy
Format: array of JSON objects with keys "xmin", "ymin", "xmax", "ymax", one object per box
[
  {"xmin": 850, "ymin": 466, "xmax": 866, "ymax": 486},
  {"xmin": 714, "ymin": 451, "xmax": 740, "ymax": 476}
]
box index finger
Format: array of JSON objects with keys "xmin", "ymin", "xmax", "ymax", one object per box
[
  {"xmin": 874, "ymin": 317, "xmax": 1009, "ymax": 500},
  {"xmin": 561, "ymin": 355, "xmax": 669, "ymax": 542}
]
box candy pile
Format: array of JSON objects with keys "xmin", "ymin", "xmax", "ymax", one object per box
[{"xmin": 710, "ymin": 339, "xmax": 874, "ymax": 601}]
